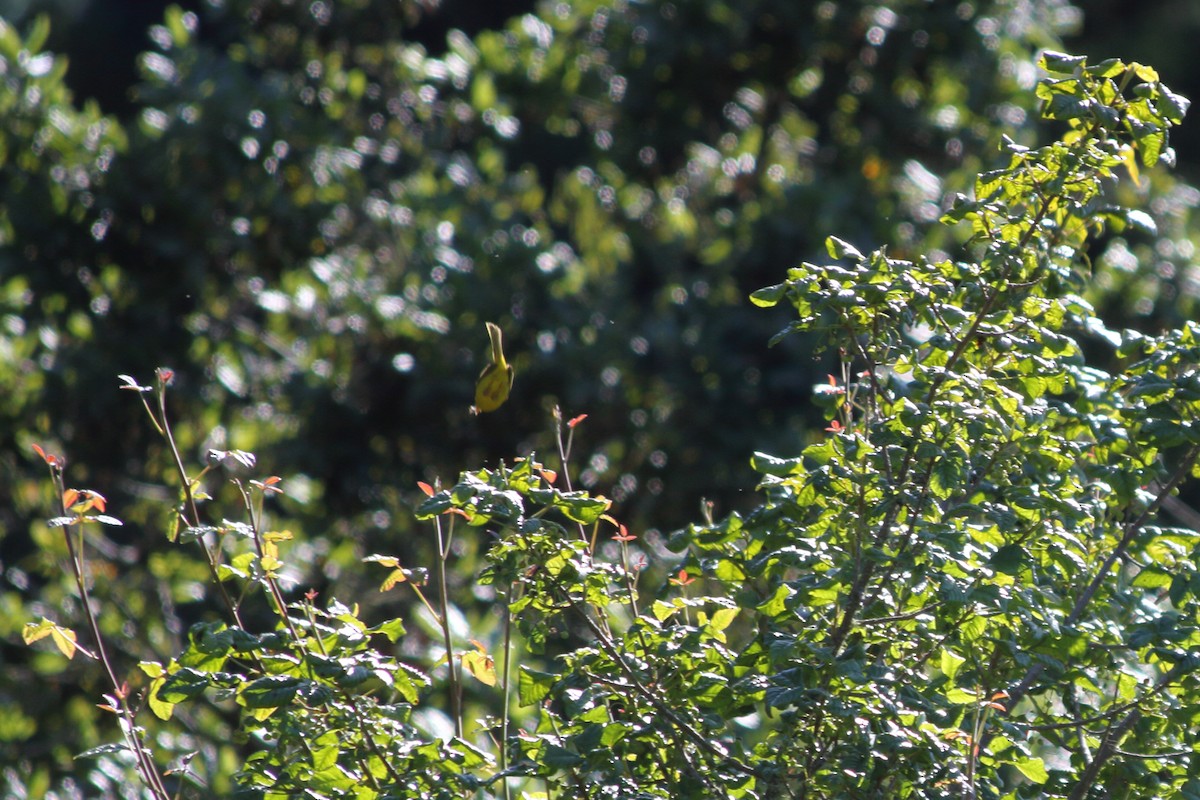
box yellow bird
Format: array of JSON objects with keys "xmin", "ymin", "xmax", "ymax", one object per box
[{"xmin": 472, "ymin": 322, "xmax": 514, "ymax": 414}]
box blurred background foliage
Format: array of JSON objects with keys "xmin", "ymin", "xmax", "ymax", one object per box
[{"xmin": 2, "ymin": 0, "xmax": 1199, "ymax": 795}]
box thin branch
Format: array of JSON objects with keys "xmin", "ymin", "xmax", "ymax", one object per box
[
  {"xmin": 1112, "ymin": 747, "xmax": 1193, "ymax": 760},
  {"xmin": 153, "ymin": 384, "xmax": 246, "ymax": 629},
  {"xmin": 1065, "ymin": 708, "xmax": 1142, "ymax": 800},
  {"xmin": 859, "ymin": 602, "xmax": 942, "ymax": 625},
  {"xmin": 433, "ymin": 512, "xmax": 463, "ymax": 738},
  {"xmin": 51, "ymin": 472, "xmax": 171, "ymax": 800}
]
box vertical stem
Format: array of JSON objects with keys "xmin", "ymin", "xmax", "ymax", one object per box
[
  {"xmin": 434, "ymin": 513, "xmax": 462, "ymax": 737},
  {"xmin": 619, "ymin": 542, "xmax": 639, "ymax": 617},
  {"xmin": 553, "ymin": 408, "xmax": 592, "ymax": 546},
  {"xmin": 554, "ymin": 407, "xmax": 575, "ymax": 493},
  {"xmin": 237, "ymin": 483, "xmax": 303, "ymax": 644},
  {"xmin": 501, "ymin": 589, "xmax": 515, "ymax": 800},
  {"xmin": 152, "ymin": 383, "xmax": 245, "ymax": 628},
  {"xmin": 52, "ymin": 474, "xmax": 170, "ymax": 800}
]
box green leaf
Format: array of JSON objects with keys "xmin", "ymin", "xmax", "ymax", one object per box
[
  {"xmin": 751, "ymin": 452, "xmax": 805, "ymax": 477},
  {"xmin": 1137, "ymin": 132, "xmax": 1164, "ymax": 168},
  {"xmin": 1131, "ymin": 566, "xmax": 1172, "ymax": 589},
  {"xmin": 414, "ymin": 492, "xmax": 454, "ymax": 519},
  {"xmin": 825, "ymin": 236, "xmax": 864, "ymax": 261},
  {"xmin": 370, "ymin": 617, "xmax": 406, "ymax": 643},
  {"xmin": 553, "ymin": 491, "xmax": 611, "ymax": 525},
  {"xmin": 392, "ymin": 662, "xmax": 427, "ymax": 705},
  {"xmin": 750, "ymin": 283, "xmax": 787, "ymax": 308},
  {"xmin": 1013, "ymin": 756, "xmax": 1049, "ymax": 783},
  {"xmin": 1179, "ymin": 779, "xmax": 1200, "ymax": 800},
  {"xmin": 1042, "ymin": 90, "xmax": 1089, "ymax": 122},
  {"xmin": 311, "ymin": 732, "xmax": 339, "ymax": 771},
  {"xmin": 1131, "ymin": 63, "xmax": 1159, "ymax": 83},
  {"xmin": 757, "ymin": 584, "xmax": 792, "ymax": 617},
  {"xmin": 239, "ymin": 675, "xmax": 303, "ymax": 709},
  {"xmin": 652, "ymin": 598, "xmax": 681, "ymax": 621},
  {"xmin": 945, "ymin": 687, "xmax": 979, "ymax": 705},
  {"xmin": 157, "ymin": 668, "xmax": 209, "ymax": 703},
  {"xmin": 1040, "ymin": 51, "xmax": 1086, "ymax": 74},
  {"xmin": 940, "ymin": 649, "xmax": 967, "ymax": 682},
  {"xmin": 138, "ymin": 661, "xmax": 164, "ymax": 679},
  {"xmin": 178, "ymin": 622, "xmax": 232, "ymax": 671},
  {"xmin": 147, "ymin": 676, "xmax": 174, "ymax": 721},
  {"xmin": 708, "ymin": 607, "xmax": 738, "ymax": 633},
  {"xmin": 930, "ymin": 457, "xmax": 959, "ymax": 500},
  {"xmin": 542, "ymin": 744, "xmax": 584, "ymax": 768},
  {"xmin": 1084, "ymin": 58, "xmax": 1125, "ymax": 79},
  {"xmin": 712, "ymin": 557, "xmax": 747, "ymax": 581},
  {"xmin": 518, "ymin": 667, "xmax": 557, "ymax": 706},
  {"xmin": 1160, "ymin": 86, "xmax": 1191, "ymax": 123},
  {"xmin": 601, "ymin": 722, "xmax": 630, "ymax": 748},
  {"xmin": 990, "ymin": 544, "xmax": 1027, "ymax": 575}
]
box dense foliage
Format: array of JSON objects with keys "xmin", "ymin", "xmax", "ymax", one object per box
[
  {"xmin": 23, "ymin": 48, "xmax": 1200, "ymax": 800},
  {"xmin": 5, "ymin": 1, "xmax": 1200, "ymax": 798}
]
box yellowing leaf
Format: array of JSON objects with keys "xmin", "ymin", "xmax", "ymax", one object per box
[
  {"xmin": 24, "ymin": 618, "xmax": 79, "ymax": 660},
  {"xmin": 461, "ymin": 649, "xmax": 497, "ymax": 687},
  {"xmin": 1122, "ymin": 144, "xmax": 1141, "ymax": 187},
  {"xmin": 22, "ymin": 619, "xmax": 52, "ymax": 646},
  {"xmin": 51, "ymin": 626, "xmax": 77, "ymax": 659},
  {"xmin": 260, "ymin": 543, "xmax": 282, "ymax": 574},
  {"xmin": 381, "ymin": 569, "xmax": 407, "ymax": 592}
]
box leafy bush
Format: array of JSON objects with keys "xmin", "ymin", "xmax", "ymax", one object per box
[{"xmin": 25, "ymin": 51, "xmax": 1200, "ymax": 799}]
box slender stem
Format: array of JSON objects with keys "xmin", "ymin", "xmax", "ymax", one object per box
[
  {"xmin": 966, "ymin": 702, "xmax": 979, "ymax": 800},
  {"xmin": 554, "ymin": 407, "xmax": 575, "ymax": 493},
  {"xmin": 1020, "ymin": 670, "xmax": 1180, "ymax": 733},
  {"xmin": 500, "ymin": 589, "xmax": 515, "ymax": 800},
  {"xmin": 236, "ymin": 482, "xmax": 302, "ymax": 643},
  {"xmin": 552, "ymin": 408, "xmax": 592, "ymax": 548},
  {"xmin": 151, "ymin": 383, "xmax": 245, "ymax": 628},
  {"xmin": 434, "ymin": 513, "xmax": 462, "ymax": 737},
  {"xmin": 52, "ymin": 472, "xmax": 170, "ymax": 800},
  {"xmin": 618, "ymin": 542, "xmax": 639, "ymax": 617}
]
